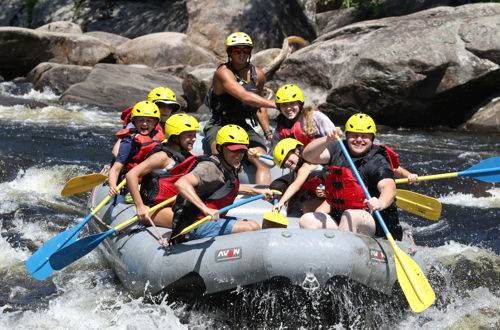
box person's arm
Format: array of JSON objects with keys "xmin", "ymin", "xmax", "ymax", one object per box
[
  {"xmin": 247, "ymin": 148, "xmax": 275, "ymax": 168},
  {"xmin": 175, "ymin": 173, "xmax": 220, "ymax": 220},
  {"xmin": 274, "ymin": 162, "xmax": 317, "ymax": 210},
  {"xmin": 302, "ymin": 126, "xmax": 340, "ymax": 164},
  {"xmin": 365, "ymin": 178, "xmax": 396, "ymax": 211},
  {"xmin": 126, "ymin": 152, "xmax": 173, "ymax": 221},
  {"xmin": 238, "ymin": 185, "xmax": 273, "ymax": 199},
  {"xmin": 108, "ymin": 162, "xmax": 124, "ymax": 196},
  {"xmin": 394, "ymin": 166, "xmax": 418, "ymax": 184},
  {"xmin": 111, "ymin": 139, "xmax": 121, "ymax": 158},
  {"xmin": 214, "ymin": 66, "xmax": 276, "ymax": 109}
]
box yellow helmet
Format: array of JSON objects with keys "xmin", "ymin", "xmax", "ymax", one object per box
[
  {"xmin": 345, "ymin": 113, "xmax": 377, "ymax": 136},
  {"xmin": 216, "ymin": 124, "xmax": 249, "ymax": 147},
  {"xmin": 147, "ymin": 87, "xmax": 180, "ymax": 112},
  {"xmin": 225, "ymin": 32, "xmax": 253, "ymax": 50},
  {"xmin": 273, "ymin": 138, "xmax": 303, "ymax": 168},
  {"xmin": 131, "ymin": 101, "xmax": 160, "ymax": 120},
  {"xmin": 275, "ymin": 84, "xmax": 304, "ymax": 104},
  {"xmin": 164, "ymin": 113, "xmax": 200, "ymax": 140}
]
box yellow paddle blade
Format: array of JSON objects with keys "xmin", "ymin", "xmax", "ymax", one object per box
[
  {"xmin": 396, "ymin": 189, "xmax": 442, "ymax": 221},
  {"xmin": 263, "ymin": 211, "xmax": 289, "ymax": 226},
  {"xmin": 389, "ymin": 238, "xmax": 436, "ymax": 313},
  {"xmin": 61, "ymin": 174, "xmax": 109, "ymax": 196},
  {"xmin": 172, "ymin": 215, "xmax": 211, "ymax": 240}
]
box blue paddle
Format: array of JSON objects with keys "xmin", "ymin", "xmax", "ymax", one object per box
[
  {"xmin": 25, "ymin": 179, "xmax": 127, "ymax": 280},
  {"xmin": 396, "ymin": 157, "xmax": 500, "ymax": 184},
  {"xmin": 49, "ymin": 195, "xmax": 177, "ymax": 272},
  {"xmin": 336, "ymin": 137, "xmax": 435, "ymax": 312}
]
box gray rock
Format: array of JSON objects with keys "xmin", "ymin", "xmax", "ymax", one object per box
[
  {"xmin": 115, "ymin": 32, "xmax": 217, "ymax": 68},
  {"xmin": 0, "ymin": 95, "xmax": 48, "ymax": 108},
  {"xmin": 0, "ymin": 0, "xmax": 29, "ymax": 27},
  {"xmin": 462, "ymin": 95, "xmax": 500, "ymax": 132},
  {"xmin": 27, "ymin": 62, "xmax": 92, "ymax": 95},
  {"xmin": 60, "ymin": 63, "xmax": 185, "ymax": 112},
  {"xmin": 35, "ymin": 21, "xmax": 83, "ymax": 34},
  {"xmin": 181, "ymin": 66, "xmax": 216, "ymax": 113},
  {"xmin": 84, "ymin": 31, "xmax": 130, "ymax": 48},
  {"xmin": 273, "ymin": 4, "xmax": 500, "ymax": 127}
]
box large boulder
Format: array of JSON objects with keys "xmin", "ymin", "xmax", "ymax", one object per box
[
  {"xmin": 181, "ymin": 65, "xmax": 216, "ymax": 113},
  {"xmin": 0, "ymin": 0, "xmax": 29, "ymax": 27},
  {"xmin": 35, "ymin": 21, "xmax": 82, "ymax": 34},
  {"xmin": 84, "ymin": 31, "xmax": 130, "ymax": 48},
  {"xmin": 60, "ymin": 63, "xmax": 185, "ymax": 112},
  {"xmin": 115, "ymin": 32, "xmax": 217, "ymax": 68},
  {"xmin": 27, "ymin": 62, "xmax": 92, "ymax": 95},
  {"xmin": 462, "ymin": 95, "xmax": 500, "ymax": 132},
  {"xmin": 273, "ymin": 4, "xmax": 500, "ymax": 127},
  {"xmin": 0, "ymin": 27, "xmax": 113, "ymax": 80},
  {"xmin": 186, "ymin": 0, "xmax": 316, "ymax": 60}
]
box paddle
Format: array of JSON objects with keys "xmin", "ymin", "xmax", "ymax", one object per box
[
  {"xmin": 395, "ymin": 189, "xmax": 441, "ymax": 221},
  {"xmin": 256, "ymin": 152, "xmax": 274, "ymax": 161},
  {"xmin": 49, "ymin": 195, "xmax": 177, "ymax": 272},
  {"xmin": 336, "ymin": 136, "xmax": 435, "ymax": 313},
  {"xmin": 262, "ymin": 198, "xmax": 289, "ymax": 228},
  {"xmin": 395, "ymin": 157, "xmax": 500, "ymax": 184},
  {"xmin": 170, "ymin": 193, "xmax": 270, "ymax": 240},
  {"xmin": 26, "ymin": 179, "xmax": 127, "ymax": 280},
  {"xmin": 61, "ymin": 173, "xmax": 109, "ymax": 196}
]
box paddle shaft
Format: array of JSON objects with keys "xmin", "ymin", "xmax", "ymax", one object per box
[
  {"xmin": 172, "ymin": 193, "xmax": 268, "ymax": 239},
  {"xmin": 336, "ymin": 137, "xmax": 431, "ymax": 308}
]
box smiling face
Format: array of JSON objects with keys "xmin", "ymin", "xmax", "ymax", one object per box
[
  {"xmin": 221, "ymin": 145, "xmax": 246, "ymax": 169},
  {"xmin": 278, "ymin": 101, "xmax": 301, "ymax": 120},
  {"xmin": 229, "ymin": 46, "xmax": 251, "ymax": 66},
  {"xmin": 346, "ymin": 132, "xmax": 374, "ymax": 157},
  {"xmin": 132, "ymin": 116, "xmax": 158, "ymax": 135},
  {"xmin": 178, "ymin": 130, "xmax": 197, "ymax": 151},
  {"xmin": 282, "ymin": 149, "xmax": 301, "ymax": 171},
  {"xmin": 156, "ymin": 103, "xmax": 175, "ymax": 122}
]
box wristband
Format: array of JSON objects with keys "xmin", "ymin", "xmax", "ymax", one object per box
[{"xmin": 264, "ymin": 130, "xmax": 273, "ymax": 136}]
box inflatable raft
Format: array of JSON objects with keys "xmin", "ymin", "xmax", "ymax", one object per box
[{"xmin": 87, "ymin": 177, "xmax": 425, "ymax": 298}]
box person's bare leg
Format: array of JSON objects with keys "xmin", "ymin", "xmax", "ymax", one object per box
[
  {"xmin": 150, "ymin": 207, "xmax": 174, "ymax": 228},
  {"xmin": 248, "ymin": 146, "xmax": 270, "ymax": 185},
  {"xmin": 338, "ymin": 209, "xmax": 376, "ymax": 236},
  {"xmin": 301, "ymin": 197, "xmax": 324, "ymax": 213},
  {"xmin": 299, "ymin": 212, "xmax": 338, "ymax": 229},
  {"xmin": 231, "ymin": 219, "xmax": 261, "ymax": 233}
]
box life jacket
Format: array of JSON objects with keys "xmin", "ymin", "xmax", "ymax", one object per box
[
  {"xmin": 302, "ymin": 166, "xmax": 326, "ymax": 192},
  {"xmin": 170, "ymin": 155, "xmax": 240, "ymax": 243},
  {"xmin": 276, "ymin": 113, "xmax": 320, "ymax": 147},
  {"xmin": 115, "ymin": 128, "xmax": 166, "ymax": 171},
  {"xmin": 379, "ymin": 145, "xmax": 400, "ymax": 169},
  {"xmin": 325, "ymin": 143, "xmax": 393, "ymax": 210},
  {"xmin": 204, "ymin": 62, "xmax": 260, "ymax": 121},
  {"xmin": 119, "ymin": 106, "xmax": 164, "ymax": 133},
  {"xmin": 139, "ymin": 144, "xmax": 195, "ymax": 205}
]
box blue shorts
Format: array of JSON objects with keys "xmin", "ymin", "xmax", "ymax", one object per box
[{"xmin": 188, "ymin": 216, "xmax": 239, "ymax": 240}]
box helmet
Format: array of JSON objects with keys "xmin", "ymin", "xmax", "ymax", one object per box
[
  {"xmin": 345, "ymin": 113, "xmax": 377, "ymax": 136},
  {"xmin": 273, "ymin": 138, "xmax": 303, "ymax": 168},
  {"xmin": 164, "ymin": 113, "xmax": 200, "ymax": 140},
  {"xmin": 147, "ymin": 87, "xmax": 180, "ymax": 112},
  {"xmin": 225, "ymin": 32, "xmax": 253, "ymax": 50},
  {"xmin": 131, "ymin": 101, "xmax": 160, "ymax": 120},
  {"xmin": 216, "ymin": 124, "xmax": 249, "ymax": 146},
  {"xmin": 275, "ymin": 84, "xmax": 304, "ymax": 104}
]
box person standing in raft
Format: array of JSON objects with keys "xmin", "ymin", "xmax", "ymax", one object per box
[
  {"xmin": 108, "ymin": 101, "xmax": 164, "ymax": 197},
  {"xmin": 299, "ymin": 113, "xmax": 404, "ymax": 240},
  {"xmin": 125, "ymin": 113, "xmax": 200, "ymax": 228},
  {"xmin": 203, "ymin": 32, "xmax": 277, "ymax": 185},
  {"xmin": 170, "ymin": 125, "xmax": 273, "ymax": 244},
  {"xmin": 112, "ymin": 86, "xmax": 181, "ymax": 157}
]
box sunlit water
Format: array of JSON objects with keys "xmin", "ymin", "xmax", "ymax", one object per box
[{"xmin": 0, "ymin": 82, "xmax": 498, "ymax": 329}]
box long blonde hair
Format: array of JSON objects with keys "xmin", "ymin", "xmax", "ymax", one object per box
[{"xmin": 299, "ymin": 105, "xmax": 319, "ymax": 137}]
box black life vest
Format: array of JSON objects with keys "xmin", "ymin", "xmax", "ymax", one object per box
[
  {"xmin": 325, "ymin": 143, "xmax": 394, "ymax": 210},
  {"xmin": 139, "ymin": 144, "xmax": 195, "ymax": 205},
  {"xmin": 205, "ymin": 62, "xmax": 260, "ymax": 121},
  {"xmin": 170, "ymin": 155, "xmax": 240, "ymax": 244}
]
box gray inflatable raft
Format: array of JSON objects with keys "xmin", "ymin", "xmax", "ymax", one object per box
[{"xmin": 87, "ymin": 180, "xmax": 426, "ymax": 298}]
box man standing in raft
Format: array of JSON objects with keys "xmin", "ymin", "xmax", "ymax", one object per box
[
  {"xmin": 203, "ymin": 32, "xmax": 277, "ymax": 185},
  {"xmin": 299, "ymin": 113, "xmax": 403, "ymax": 240}
]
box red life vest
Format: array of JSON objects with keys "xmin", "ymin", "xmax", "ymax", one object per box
[
  {"xmin": 325, "ymin": 144, "xmax": 395, "ymax": 210},
  {"xmin": 115, "ymin": 128, "xmax": 166, "ymax": 171},
  {"xmin": 276, "ymin": 115, "xmax": 316, "ymax": 147},
  {"xmin": 302, "ymin": 174, "xmax": 325, "ymax": 192},
  {"xmin": 379, "ymin": 145, "xmax": 400, "ymax": 169}
]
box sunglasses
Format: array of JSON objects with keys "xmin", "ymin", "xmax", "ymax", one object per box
[{"xmin": 231, "ymin": 47, "xmax": 252, "ymax": 55}]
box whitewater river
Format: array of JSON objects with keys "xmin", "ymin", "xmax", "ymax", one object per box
[{"xmin": 0, "ymin": 82, "xmax": 498, "ymax": 329}]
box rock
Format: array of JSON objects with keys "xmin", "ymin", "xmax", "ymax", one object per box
[
  {"xmin": 60, "ymin": 63, "xmax": 185, "ymax": 112},
  {"xmin": 0, "ymin": 27, "xmax": 114, "ymax": 80},
  {"xmin": 252, "ymin": 49, "xmax": 282, "ymax": 71},
  {"xmin": 273, "ymin": 4, "xmax": 500, "ymax": 127},
  {"xmin": 31, "ymin": 0, "xmax": 74, "ymax": 27},
  {"xmin": 35, "ymin": 21, "xmax": 83, "ymax": 34},
  {"xmin": 0, "ymin": 95, "xmax": 48, "ymax": 108},
  {"xmin": 317, "ymin": 8, "xmax": 359, "ymax": 35},
  {"xmin": 181, "ymin": 66, "xmax": 216, "ymax": 113},
  {"xmin": 462, "ymin": 95, "xmax": 500, "ymax": 132},
  {"xmin": 84, "ymin": 31, "xmax": 130, "ymax": 48},
  {"xmin": 0, "ymin": 0, "xmax": 29, "ymax": 27},
  {"xmin": 115, "ymin": 32, "xmax": 217, "ymax": 68},
  {"xmin": 186, "ymin": 0, "xmax": 316, "ymax": 60},
  {"xmin": 27, "ymin": 62, "xmax": 92, "ymax": 95}
]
